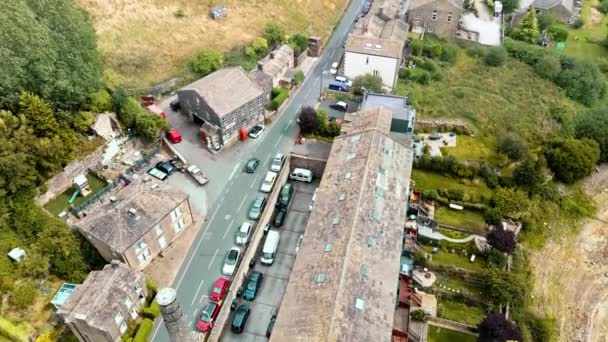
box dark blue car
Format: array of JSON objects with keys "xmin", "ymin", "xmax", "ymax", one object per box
[{"xmin": 243, "ymin": 271, "xmax": 264, "ymax": 301}]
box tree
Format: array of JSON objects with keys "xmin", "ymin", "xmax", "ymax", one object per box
[
  {"xmin": 90, "ymin": 89, "xmax": 113, "ymax": 113},
  {"xmin": 533, "ymin": 55, "xmax": 561, "ymax": 79},
  {"xmin": 118, "ymin": 97, "xmax": 140, "ymax": 128},
  {"xmin": 288, "ymin": 33, "xmax": 309, "ymax": 54},
  {"xmin": 554, "ymin": 56, "xmax": 605, "ymax": 106},
  {"xmin": 487, "ymin": 229, "xmax": 517, "ymax": 254},
  {"xmin": 315, "ymin": 109, "xmax": 329, "ymax": 136},
  {"xmin": 298, "ymin": 106, "xmax": 317, "ymax": 134},
  {"xmin": 484, "ymin": 47, "xmax": 508, "ymax": 67},
  {"xmin": 513, "ymin": 157, "xmax": 546, "ymax": 189},
  {"xmin": 412, "ymin": 250, "xmax": 427, "ymax": 267},
  {"xmin": 479, "ymin": 268, "xmax": 525, "ymax": 308},
  {"xmin": 485, "ymin": 248, "xmax": 508, "ymax": 269},
  {"xmin": 410, "ymin": 309, "xmax": 428, "ymax": 322},
  {"xmin": 484, "ymin": 207, "xmax": 503, "ymax": 226},
  {"xmin": 0, "ymin": 0, "xmax": 102, "ymax": 110},
  {"xmin": 251, "ymin": 37, "xmax": 269, "ymax": 55},
  {"xmin": 496, "ymin": 132, "xmax": 527, "ymax": 160},
  {"xmin": 18, "ymin": 93, "xmax": 60, "ymax": 138},
  {"xmin": 11, "ymin": 284, "xmax": 37, "ymax": 309},
  {"xmin": 537, "ymin": 12, "xmax": 557, "ymax": 30},
  {"xmin": 191, "ymin": 49, "xmax": 224, "ymax": 76},
  {"xmin": 576, "ymin": 107, "xmax": 608, "ymax": 162},
  {"xmin": 548, "ymin": 25, "xmax": 568, "ymax": 42},
  {"xmin": 352, "ymin": 74, "xmax": 384, "ymax": 95},
  {"xmin": 264, "ymin": 23, "xmax": 286, "ymax": 48},
  {"xmin": 544, "ymin": 138, "xmax": 600, "ymax": 184},
  {"xmin": 74, "ymin": 111, "xmax": 95, "ymax": 133},
  {"xmin": 501, "ymin": 0, "xmax": 519, "ymax": 13},
  {"xmin": 478, "ymin": 313, "xmax": 523, "ymax": 342},
  {"xmin": 510, "ymin": 9, "xmax": 540, "ymax": 44},
  {"xmin": 494, "ymin": 187, "xmax": 529, "ymax": 219},
  {"xmin": 294, "ymin": 70, "xmax": 305, "ymax": 85},
  {"xmin": 18, "ymin": 248, "xmax": 49, "ymax": 279},
  {"xmin": 134, "ymin": 112, "xmax": 169, "ymax": 141},
  {"xmin": 410, "ymin": 40, "xmax": 424, "ymax": 57}
]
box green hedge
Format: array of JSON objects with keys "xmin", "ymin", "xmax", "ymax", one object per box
[
  {"xmin": 133, "ymin": 319, "xmax": 153, "ymax": 342},
  {"xmin": 269, "ymin": 89, "xmax": 288, "ymax": 110},
  {"xmin": 0, "ymin": 318, "xmax": 28, "ymax": 342},
  {"xmin": 141, "ymin": 300, "xmax": 161, "ymax": 320}
]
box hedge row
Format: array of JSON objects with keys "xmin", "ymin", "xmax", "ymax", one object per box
[
  {"xmin": 133, "ymin": 319, "xmax": 154, "ymax": 342},
  {"xmin": 0, "ymin": 318, "xmax": 28, "ymax": 342},
  {"xmin": 141, "ymin": 300, "xmax": 161, "ymax": 320},
  {"xmin": 269, "ymin": 89, "xmax": 288, "ymax": 110}
]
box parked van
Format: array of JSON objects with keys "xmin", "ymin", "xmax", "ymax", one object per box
[
  {"xmin": 328, "ymin": 80, "xmax": 350, "ymax": 92},
  {"xmin": 289, "ymin": 168, "xmax": 313, "ymax": 183},
  {"xmin": 334, "ymin": 76, "xmax": 352, "ymax": 87},
  {"xmin": 261, "ymin": 230, "xmax": 280, "ymax": 265},
  {"xmin": 276, "ymin": 183, "xmax": 294, "ymax": 209}
]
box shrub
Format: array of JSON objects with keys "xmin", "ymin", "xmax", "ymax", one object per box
[
  {"xmin": 410, "ymin": 40, "xmax": 424, "ymax": 57},
  {"xmin": 496, "ymin": 132, "xmax": 527, "ymax": 160},
  {"xmin": 0, "ymin": 317, "xmax": 28, "ymax": 342},
  {"xmin": 484, "ymin": 207, "xmax": 503, "ymax": 226},
  {"xmin": 447, "ymin": 188, "xmax": 465, "ymax": 201},
  {"xmin": 141, "ymin": 300, "xmax": 161, "ymax": 319},
  {"xmin": 440, "ymin": 42, "xmax": 458, "ymax": 64},
  {"xmin": 269, "ymin": 89, "xmax": 288, "ymax": 110},
  {"xmin": 548, "ymin": 25, "xmax": 568, "ymax": 42},
  {"xmin": 264, "ymin": 23, "xmax": 286, "ymax": 48},
  {"xmin": 271, "ymin": 87, "xmax": 283, "ymax": 98},
  {"xmin": 294, "ymin": 70, "xmax": 304, "ymax": 85},
  {"xmin": 485, "ymin": 248, "xmax": 508, "ymax": 269},
  {"xmin": 133, "ymin": 319, "xmax": 153, "ymax": 342},
  {"xmin": 544, "ymin": 138, "xmax": 600, "ymax": 183},
  {"xmin": 11, "ymin": 284, "xmax": 37, "ymax": 309},
  {"xmin": 487, "ymin": 229, "xmax": 517, "ymax": 254},
  {"xmin": 288, "ymin": 33, "xmax": 309, "ymax": 54},
  {"xmin": 190, "ymin": 49, "xmax": 223, "ymax": 76},
  {"xmin": 145, "ymin": 279, "xmax": 158, "ymax": 302},
  {"xmin": 534, "ymin": 55, "xmax": 562, "ymax": 79},
  {"xmin": 599, "ymin": 0, "xmax": 608, "ymax": 14},
  {"xmin": 573, "ymin": 17, "xmax": 584, "ymax": 28},
  {"xmin": 467, "ymin": 45, "xmax": 487, "ymax": 58},
  {"xmin": 410, "ymin": 309, "xmax": 428, "ymax": 322},
  {"xmin": 554, "ymin": 56, "xmax": 606, "ymax": 106},
  {"xmin": 174, "ymin": 9, "xmax": 185, "ymax": 18},
  {"xmin": 484, "ymin": 47, "xmax": 508, "ymax": 66},
  {"xmin": 538, "ymin": 12, "xmax": 558, "ymax": 30},
  {"xmin": 412, "ymin": 250, "xmax": 427, "ymax": 267},
  {"xmin": 90, "ymin": 89, "xmax": 112, "ymax": 113}
]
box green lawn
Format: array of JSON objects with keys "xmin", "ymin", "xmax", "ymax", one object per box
[
  {"xmin": 44, "ymin": 173, "xmax": 108, "ymax": 216},
  {"xmin": 434, "ymin": 206, "xmax": 487, "ymax": 233},
  {"xmin": 437, "ymin": 299, "xmax": 486, "ymax": 326},
  {"xmin": 428, "ymin": 325, "xmax": 477, "ymax": 342},
  {"xmin": 412, "ymin": 169, "xmax": 494, "ymax": 200},
  {"xmin": 423, "ymin": 246, "xmax": 486, "ymax": 273},
  {"xmin": 434, "ymin": 273, "xmax": 482, "ymax": 301},
  {"xmin": 440, "ymin": 135, "xmax": 491, "ymax": 162},
  {"xmin": 565, "ymin": 0, "xmax": 608, "ymax": 61}
]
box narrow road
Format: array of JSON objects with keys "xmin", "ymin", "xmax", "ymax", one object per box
[{"xmin": 152, "ymin": 1, "xmax": 365, "ymax": 340}]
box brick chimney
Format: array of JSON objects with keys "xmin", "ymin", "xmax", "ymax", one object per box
[{"xmin": 157, "ymin": 288, "xmax": 200, "ymax": 342}]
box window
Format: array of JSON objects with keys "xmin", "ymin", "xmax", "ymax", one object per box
[
  {"xmin": 119, "ymin": 322, "xmax": 127, "ymax": 334},
  {"xmin": 137, "ymin": 248, "xmax": 151, "ymax": 266},
  {"xmin": 367, "ymin": 236, "xmax": 377, "ymax": 248},
  {"xmin": 447, "ymin": 12, "xmax": 453, "ymax": 22},
  {"xmin": 257, "ymin": 97, "xmax": 262, "ymax": 106},
  {"xmin": 134, "ymin": 240, "xmax": 147, "ymax": 254},
  {"xmin": 415, "ymin": 13, "xmax": 422, "ymax": 19},
  {"xmin": 378, "ymin": 166, "xmax": 386, "ymax": 175},
  {"xmin": 125, "ymin": 297, "xmax": 133, "ymax": 309},
  {"xmin": 332, "ymin": 216, "xmax": 341, "ymax": 226},
  {"xmin": 134, "ymin": 282, "xmax": 142, "ymax": 295},
  {"xmin": 431, "ymin": 10, "xmax": 438, "ymax": 20},
  {"xmin": 174, "ymin": 218, "xmax": 185, "ymax": 232},
  {"xmin": 373, "ymin": 70, "xmax": 380, "ymax": 77},
  {"xmin": 130, "ymin": 307, "xmax": 138, "ymax": 320},
  {"xmin": 114, "ymin": 312, "xmax": 124, "ymax": 327},
  {"xmin": 371, "ymin": 210, "xmax": 382, "ymax": 222},
  {"xmin": 355, "ymin": 298, "xmax": 366, "ymax": 311},
  {"xmin": 315, "ymin": 273, "xmax": 326, "ymax": 283},
  {"xmin": 375, "ymin": 186, "xmax": 384, "ymax": 198},
  {"xmin": 351, "ymin": 135, "xmax": 361, "ymax": 143},
  {"xmin": 427, "ymin": 27, "xmax": 434, "ymax": 33},
  {"xmin": 383, "ymin": 147, "xmax": 393, "ymax": 156},
  {"xmin": 324, "ymin": 244, "xmax": 333, "ymax": 252},
  {"xmin": 338, "ymin": 192, "xmax": 346, "ymax": 201},
  {"xmin": 345, "ymin": 172, "xmax": 352, "ymax": 179},
  {"xmin": 154, "ymin": 224, "xmax": 162, "ymax": 236}
]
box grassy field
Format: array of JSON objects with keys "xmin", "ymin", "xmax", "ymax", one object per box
[
  {"xmin": 395, "ymin": 54, "xmax": 578, "ymax": 145},
  {"xmin": 440, "ymin": 135, "xmax": 491, "ymax": 162},
  {"xmin": 437, "ymin": 299, "xmax": 486, "ymax": 326},
  {"xmin": 76, "ymin": 0, "xmax": 349, "ymax": 88},
  {"xmin": 434, "ymin": 274, "xmax": 482, "ymax": 300},
  {"xmin": 565, "ymin": 0, "xmax": 608, "ymax": 60},
  {"xmin": 434, "ymin": 206, "xmax": 487, "ymax": 233},
  {"xmin": 428, "ymin": 325, "xmax": 477, "ymax": 342},
  {"xmin": 412, "ymin": 169, "xmax": 494, "ymax": 200},
  {"xmin": 44, "ymin": 173, "xmax": 108, "ymax": 215},
  {"xmin": 423, "ymin": 246, "xmax": 486, "ymax": 273}
]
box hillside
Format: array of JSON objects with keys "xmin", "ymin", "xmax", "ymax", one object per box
[{"xmin": 76, "ymin": 0, "xmax": 349, "ymax": 88}]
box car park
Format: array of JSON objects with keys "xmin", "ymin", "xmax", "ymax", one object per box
[
  {"xmin": 245, "ymin": 158, "xmax": 260, "ymax": 173},
  {"xmin": 330, "ymin": 101, "xmax": 348, "ymax": 112},
  {"xmin": 210, "ymin": 277, "xmax": 230, "ymax": 302},
  {"xmin": 242, "ymin": 271, "xmax": 264, "ymax": 301},
  {"xmin": 167, "ymin": 128, "xmax": 182, "ymax": 143},
  {"xmin": 273, "ymin": 208, "xmax": 287, "ymax": 227},
  {"xmin": 260, "ymin": 171, "xmax": 278, "ymax": 193},
  {"xmin": 156, "ymin": 161, "xmax": 176, "ymax": 175},
  {"xmin": 222, "ymin": 247, "xmax": 242, "ymax": 276},
  {"xmin": 235, "ymin": 222, "xmax": 252, "ymax": 245},
  {"xmin": 196, "ymin": 301, "xmax": 220, "ymax": 332},
  {"xmin": 276, "ymin": 183, "xmax": 294, "ymax": 209},
  {"xmin": 329, "ymin": 62, "xmax": 339, "ymax": 75},
  {"xmin": 270, "ymin": 153, "xmax": 285, "ymax": 172},
  {"xmin": 147, "ymin": 167, "xmax": 168, "ymax": 181},
  {"xmin": 266, "ymin": 312, "xmax": 277, "ymax": 338},
  {"xmin": 231, "ymin": 305, "xmax": 251, "ymax": 333},
  {"xmin": 248, "ymin": 125, "xmax": 265, "ymax": 139},
  {"xmin": 248, "ymin": 196, "xmax": 267, "ymax": 220}
]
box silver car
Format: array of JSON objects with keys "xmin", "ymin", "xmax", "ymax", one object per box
[
  {"xmin": 235, "ymin": 222, "xmax": 252, "ymax": 245},
  {"xmin": 270, "ymin": 153, "xmax": 285, "ymax": 172},
  {"xmin": 222, "ymin": 247, "xmax": 242, "ymax": 276}
]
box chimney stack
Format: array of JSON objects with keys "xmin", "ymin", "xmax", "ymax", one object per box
[
  {"xmin": 157, "ymin": 288, "xmax": 199, "ymax": 342},
  {"xmin": 257, "ymin": 61, "xmax": 264, "ymax": 71}
]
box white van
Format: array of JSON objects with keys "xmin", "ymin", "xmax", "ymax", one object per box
[
  {"xmin": 289, "ymin": 168, "xmax": 313, "ymax": 183},
  {"xmin": 261, "ymin": 230, "xmax": 280, "ymax": 265}
]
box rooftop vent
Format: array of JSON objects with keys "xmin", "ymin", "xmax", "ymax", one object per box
[
  {"xmin": 338, "ymin": 192, "xmax": 346, "ymax": 201},
  {"xmin": 316, "ymin": 273, "xmax": 326, "ymax": 283},
  {"xmin": 371, "ymin": 210, "xmax": 382, "ymax": 222},
  {"xmin": 332, "ymin": 216, "xmax": 341, "ymax": 225},
  {"xmin": 355, "ymin": 298, "xmax": 366, "ymax": 311},
  {"xmin": 367, "ymin": 236, "xmax": 377, "ymax": 248},
  {"xmin": 109, "ymin": 196, "xmax": 118, "ymax": 203},
  {"xmin": 345, "ymin": 172, "xmax": 352, "ymax": 179},
  {"xmin": 325, "ymin": 243, "xmax": 333, "ymax": 252},
  {"xmin": 361, "ymin": 265, "xmax": 369, "ymax": 277},
  {"xmin": 351, "ymin": 135, "xmax": 361, "ymax": 142},
  {"xmin": 128, "ymin": 208, "xmax": 137, "ymax": 217}
]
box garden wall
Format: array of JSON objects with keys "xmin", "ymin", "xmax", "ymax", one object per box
[{"xmin": 415, "ymin": 119, "xmax": 474, "ymax": 136}]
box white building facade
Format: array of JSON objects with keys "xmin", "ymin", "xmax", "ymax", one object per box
[{"xmin": 344, "ymin": 48, "xmax": 400, "ymax": 90}]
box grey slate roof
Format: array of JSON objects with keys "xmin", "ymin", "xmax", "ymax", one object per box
[
  {"xmin": 76, "ymin": 177, "xmax": 189, "ymax": 253},
  {"xmin": 182, "ymin": 67, "xmax": 264, "ymax": 117},
  {"xmin": 345, "ymin": 35, "xmax": 405, "ymax": 59},
  {"xmin": 258, "ymin": 44, "xmax": 294, "ymax": 79},
  {"xmin": 531, "ymin": 0, "xmax": 573, "ymax": 11},
  {"xmin": 407, "ymin": 0, "xmax": 464, "ymax": 10},
  {"xmin": 271, "ymin": 108, "xmax": 414, "ymax": 342}
]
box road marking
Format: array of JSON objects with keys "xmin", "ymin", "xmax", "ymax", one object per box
[
  {"xmin": 208, "ymin": 248, "xmax": 219, "ymax": 270},
  {"xmin": 228, "ymin": 162, "xmax": 240, "ymax": 181},
  {"xmin": 219, "ymin": 195, "xmax": 225, "ymax": 204},
  {"xmin": 223, "ymin": 219, "xmax": 234, "ymax": 240},
  {"xmin": 286, "ymin": 120, "xmax": 293, "ymax": 130},
  {"xmin": 305, "ymin": 87, "xmax": 312, "ymax": 97},
  {"xmin": 264, "ymin": 154, "xmax": 271, "ymax": 166},
  {"xmin": 250, "ymin": 175, "xmax": 259, "ymax": 189},
  {"xmin": 192, "ymin": 280, "xmax": 206, "ymax": 305},
  {"xmin": 199, "ymin": 294, "xmax": 208, "ymax": 304},
  {"xmin": 237, "ymin": 196, "xmax": 247, "ymax": 212},
  {"xmin": 208, "ymin": 205, "xmax": 220, "ymax": 225},
  {"xmin": 274, "ymin": 137, "xmax": 281, "ymax": 147}
]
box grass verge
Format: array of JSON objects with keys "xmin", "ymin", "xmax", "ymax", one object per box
[
  {"xmin": 440, "ymin": 135, "xmax": 491, "ymax": 162},
  {"xmin": 428, "ymin": 325, "xmax": 477, "ymax": 342}
]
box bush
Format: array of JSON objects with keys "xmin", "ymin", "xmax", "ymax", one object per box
[
  {"xmin": 447, "ymin": 188, "xmax": 465, "ymax": 201},
  {"xmin": 294, "ymin": 70, "xmax": 304, "ymax": 85},
  {"xmin": 269, "ymin": 89, "xmax": 288, "ymax": 110},
  {"xmin": 599, "ymin": 0, "xmax": 608, "ymax": 13},
  {"xmin": 90, "ymin": 89, "xmax": 112, "ymax": 113},
  {"xmin": 271, "ymin": 87, "xmax": 283, "ymax": 98},
  {"xmin": 484, "ymin": 47, "xmax": 508, "ymax": 66},
  {"xmin": 554, "ymin": 56, "xmax": 606, "ymax": 106},
  {"xmin": 133, "ymin": 318, "xmax": 153, "ymax": 342},
  {"xmin": 141, "ymin": 300, "xmax": 161, "ymax": 319},
  {"xmin": 440, "ymin": 43, "xmax": 458, "ymax": 64},
  {"xmin": 544, "ymin": 138, "xmax": 600, "ymax": 183},
  {"xmin": 534, "ymin": 55, "xmax": 562, "ymax": 79},
  {"xmin": 288, "ymin": 33, "xmax": 308, "ymax": 54},
  {"xmin": 146, "ymin": 279, "xmax": 158, "ymax": 302},
  {"xmin": 410, "ymin": 40, "xmax": 424, "ymax": 57},
  {"xmin": 190, "ymin": 49, "xmax": 223, "ymax": 76},
  {"xmin": 412, "ymin": 250, "xmax": 427, "ymax": 267},
  {"xmin": 573, "ymin": 17, "xmax": 584, "ymax": 28},
  {"xmin": 11, "ymin": 284, "xmax": 37, "ymax": 309},
  {"xmin": 548, "ymin": 25, "xmax": 569, "ymax": 42},
  {"xmin": 410, "ymin": 309, "xmax": 428, "ymax": 322},
  {"xmin": 485, "ymin": 248, "xmax": 508, "ymax": 269},
  {"xmin": 496, "ymin": 132, "xmax": 527, "ymax": 160},
  {"xmin": 0, "ymin": 317, "xmax": 27, "ymax": 342},
  {"xmin": 467, "ymin": 45, "xmax": 487, "ymax": 58}
]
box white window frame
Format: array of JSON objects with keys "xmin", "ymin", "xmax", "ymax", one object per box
[{"xmin": 119, "ymin": 321, "xmax": 127, "ymax": 334}]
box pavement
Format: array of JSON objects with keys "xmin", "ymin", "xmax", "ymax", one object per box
[{"xmin": 151, "ymin": 0, "xmax": 366, "ymax": 340}]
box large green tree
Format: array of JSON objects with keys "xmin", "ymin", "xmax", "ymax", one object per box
[
  {"xmin": 544, "ymin": 138, "xmax": 600, "ymax": 184},
  {"xmin": 191, "ymin": 49, "xmax": 224, "ymax": 76},
  {"xmin": 510, "ymin": 9, "xmax": 540, "ymax": 44},
  {"xmin": 0, "ymin": 0, "xmax": 102, "ymax": 110},
  {"xmin": 352, "ymin": 74, "xmax": 385, "ymax": 95}
]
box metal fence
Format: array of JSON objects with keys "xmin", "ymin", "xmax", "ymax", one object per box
[{"xmin": 72, "ymin": 184, "xmax": 113, "ymax": 214}]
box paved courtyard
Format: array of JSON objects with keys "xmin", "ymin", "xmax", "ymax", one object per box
[{"xmin": 419, "ymin": 133, "xmax": 457, "ymax": 157}]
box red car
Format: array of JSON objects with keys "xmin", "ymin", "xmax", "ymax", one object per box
[
  {"xmin": 167, "ymin": 128, "xmax": 182, "ymax": 143},
  {"xmin": 210, "ymin": 277, "xmax": 230, "ymax": 302},
  {"xmin": 196, "ymin": 301, "xmax": 220, "ymax": 332}
]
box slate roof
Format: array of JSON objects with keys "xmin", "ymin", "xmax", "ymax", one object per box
[
  {"xmin": 345, "ymin": 35, "xmax": 405, "ymax": 59},
  {"xmin": 76, "ymin": 177, "xmax": 189, "ymax": 253},
  {"xmin": 258, "ymin": 44, "xmax": 294, "ymax": 79},
  {"xmin": 181, "ymin": 67, "xmax": 264, "ymax": 117},
  {"xmin": 407, "ymin": 0, "xmax": 464, "ymax": 10}
]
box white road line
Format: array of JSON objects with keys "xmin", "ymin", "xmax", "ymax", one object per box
[
  {"xmin": 264, "ymin": 155, "xmax": 271, "ymax": 165},
  {"xmin": 305, "ymin": 87, "xmax": 312, "ymax": 97},
  {"xmin": 237, "ymin": 196, "xmax": 247, "ymax": 212},
  {"xmin": 192, "ymin": 280, "xmax": 206, "ymax": 305},
  {"xmin": 228, "ymin": 162, "xmax": 240, "ymax": 181},
  {"xmin": 274, "ymin": 137, "xmax": 281, "ymax": 147},
  {"xmin": 208, "ymin": 205, "xmax": 220, "ymax": 225},
  {"xmin": 175, "ymin": 223, "xmax": 211, "ymax": 290},
  {"xmin": 207, "ymin": 248, "xmax": 219, "ymax": 270},
  {"xmin": 286, "ymin": 120, "xmax": 293, "ymax": 129},
  {"xmin": 222, "ymin": 219, "xmax": 234, "ymax": 240},
  {"xmin": 199, "ymin": 294, "xmax": 208, "ymax": 304},
  {"xmin": 250, "ymin": 175, "xmax": 259, "ymax": 189}
]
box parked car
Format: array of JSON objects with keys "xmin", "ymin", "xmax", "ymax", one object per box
[
  {"xmin": 170, "ymin": 99, "xmax": 180, "ymax": 111},
  {"xmin": 330, "ymin": 101, "xmax": 348, "ymax": 112},
  {"xmin": 156, "ymin": 161, "xmax": 176, "ymax": 175},
  {"xmin": 290, "ymin": 168, "xmax": 313, "ymax": 183},
  {"xmin": 249, "ymin": 125, "xmax": 265, "ymax": 139},
  {"xmin": 248, "ymin": 196, "xmax": 267, "ymax": 220},
  {"xmin": 270, "ymin": 153, "xmax": 285, "ymax": 172},
  {"xmin": 273, "ymin": 208, "xmax": 287, "ymax": 227},
  {"xmin": 231, "ymin": 305, "xmax": 251, "ymax": 333},
  {"xmin": 328, "ymin": 80, "xmax": 350, "ymax": 92},
  {"xmin": 309, "ymin": 187, "xmax": 319, "ymax": 211},
  {"xmin": 222, "ymin": 247, "xmax": 242, "ymax": 276},
  {"xmin": 235, "ymin": 222, "xmax": 252, "ymax": 245},
  {"xmin": 147, "ymin": 167, "xmax": 168, "ymax": 181},
  {"xmin": 335, "ymin": 76, "xmax": 352, "ymax": 87},
  {"xmin": 261, "ymin": 230, "xmax": 280, "ymax": 265},
  {"xmin": 187, "ymin": 164, "xmax": 209, "ymax": 185},
  {"xmin": 245, "ymin": 158, "xmax": 260, "ymax": 173},
  {"xmin": 266, "ymin": 312, "xmax": 277, "ymax": 338},
  {"xmin": 329, "ymin": 62, "xmax": 339, "ymax": 75},
  {"xmin": 260, "ymin": 171, "xmax": 278, "ymax": 193},
  {"xmin": 276, "ymin": 183, "xmax": 293, "ymax": 209},
  {"xmin": 210, "ymin": 277, "xmax": 230, "ymax": 302},
  {"xmin": 242, "ymin": 271, "xmax": 264, "ymax": 301},
  {"xmin": 167, "ymin": 128, "xmax": 182, "ymax": 143},
  {"xmin": 196, "ymin": 301, "xmax": 220, "ymax": 332}
]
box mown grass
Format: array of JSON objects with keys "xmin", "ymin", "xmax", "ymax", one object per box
[
  {"xmin": 565, "ymin": 0, "xmax": 608, "ymax": 61},
  {"xmin": 44, "ymin": 173, "xmax": 108, "ymax": 216},
  {"xmin": 440, "ymin": 135, "xmax": 492, "ymax": 162},
  {"xmin": 434, "ymin": 206, "xmax": 487, "ymax": 233},
  {"xmin": 423, "ymin": 246, "xmax": 486, "ymax": 273},
  {"xmin": 428, "ymin": 326, "xmax": 477, "ymax": 342},
  {"xmin": 412, "ymin": 169, "xmax": 494, "ymax": 200},
  {"xmin": 395, "ymin": 54, "xmax": 578, "ymax": 146},
  {"xmin": 437, "ymin": 299, "xmax": 486, "ymax": 326}
]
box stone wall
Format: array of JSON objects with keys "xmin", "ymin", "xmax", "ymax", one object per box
[
  {"xmin": 415, "ymin": 119, "xmax": 474, "ymax": 136},
  {"xmin": 36, "ymin": 143, "xmax": 106, "ymax": 206}
]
